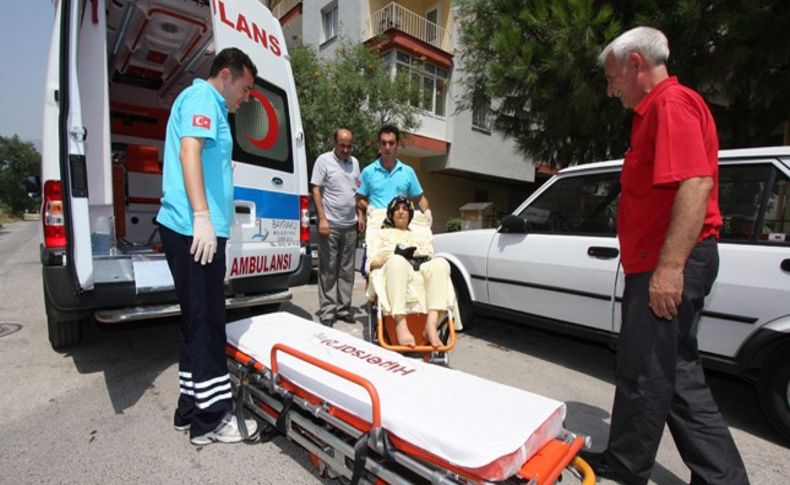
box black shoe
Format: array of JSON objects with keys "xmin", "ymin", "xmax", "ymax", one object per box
[
  {"xmin": 319, "ymin": 319, "xmax": 335, "ymax": 327},
  {"xmin": 336, "ymin": 314, "xmax": 356, "ymax": 324},
  {"xmin": 578, "ymin": 450, "xmax": 630, "ymax": 483}
]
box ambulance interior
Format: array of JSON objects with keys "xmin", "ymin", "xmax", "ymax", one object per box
[{"xmin": 81, "ymin": 0, "xmax": 216, "ymax": 255}]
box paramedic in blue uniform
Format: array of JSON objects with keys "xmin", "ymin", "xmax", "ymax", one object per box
[
  {"xmin": 156, "ymin": 48, "xmax": 258, "ymax": 446},
  {"xmin": 356, "ymin": 125, "xmax": 432, "ymax": 226}
]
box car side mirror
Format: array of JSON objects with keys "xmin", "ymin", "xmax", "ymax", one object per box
[{"xmin": 499, "ymin": 214, "xmax": 529, "ymax": 234}]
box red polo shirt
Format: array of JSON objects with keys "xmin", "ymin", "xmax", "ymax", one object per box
[{"xmin": 618, "ymin": 77, "xmax": 722, "ymax": 274}]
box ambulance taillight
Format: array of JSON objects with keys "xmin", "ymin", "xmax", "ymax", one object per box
[
  {"xmin": 300, "ymin": 195, "xmax": 310, "ymax": 244},
  {"xmin": 42, "ymin": 180, "xmax": 66, "ymax": 248}
]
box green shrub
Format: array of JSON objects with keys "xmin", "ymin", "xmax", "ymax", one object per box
[{"xmin": 445, "ymin": 217, "xmax": 462, "ymax": 232}]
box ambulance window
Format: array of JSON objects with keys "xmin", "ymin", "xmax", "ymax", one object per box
[{"xmin": 230, "ymin": 79, "xmax": 293, "ymax": 173}]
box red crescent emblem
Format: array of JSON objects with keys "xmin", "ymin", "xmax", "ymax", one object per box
[{"xmin": 243, "ymin": 90, "xmax": 280, "ymax": 150}]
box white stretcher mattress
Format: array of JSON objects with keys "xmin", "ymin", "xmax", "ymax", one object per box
[{"xmin": 226, "ymin": 312, "xmax": 565, "ymax": 481}]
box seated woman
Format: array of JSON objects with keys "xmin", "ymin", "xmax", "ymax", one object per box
[{"xmin": 368, "ymin": 196, "xmax": 451, "ymax": 348}]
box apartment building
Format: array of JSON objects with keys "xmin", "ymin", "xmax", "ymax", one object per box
[{"xmin": 270, "ymin": 0, "xmax": 536, "ymax": 230}]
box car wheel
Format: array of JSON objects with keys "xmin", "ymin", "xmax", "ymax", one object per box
[
  {"xmin": 757, "ymin": 343, "xmax": 790, "ymax": 443},
  {"xmin": 47, "ymin": 316, "xmax": 83, "ymax": 350},
  {"xmin": 450, "ymin": 268, "xmax": 475, "ymax": 330}
]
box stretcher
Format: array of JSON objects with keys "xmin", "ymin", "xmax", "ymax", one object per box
[
  {"xmin": 225, "ymin": 312, "xmax": 594, "ymax": 484},
  {"xmin": 363, "ymin": 209, "xmax": 460, "ymax": 364}
]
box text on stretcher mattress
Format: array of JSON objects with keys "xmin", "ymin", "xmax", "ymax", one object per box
[{"xmin": 317, "ymin": 333, "xmax": 417, "ymax": 377}]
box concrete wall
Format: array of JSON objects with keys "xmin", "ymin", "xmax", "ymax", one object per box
[
  {"xmin": 303, "ymin": 0, "xmax": 368, "ymax": 59},
  {"xmin": 440, "ymin": 10, "xmax": 535, "ymax": 184},
  {"xmin": 402, "ymin": 155, "xmax": 531, "ymax": 232}
]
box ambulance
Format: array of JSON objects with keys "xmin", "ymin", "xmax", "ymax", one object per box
[{"xmin": 40, "ymin": 0, "xmax": 310, "ymax": 349}]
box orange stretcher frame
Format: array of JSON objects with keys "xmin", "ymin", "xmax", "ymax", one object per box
[{"xmin": 225, "ymin": 342, "xmax": 594, "ymax": 485}]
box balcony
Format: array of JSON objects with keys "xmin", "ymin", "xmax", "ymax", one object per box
[{"xmin": 367, "ymin": 3, "xmax": 452, "ymax": 54}]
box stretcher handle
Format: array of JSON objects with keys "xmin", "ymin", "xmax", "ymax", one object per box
[
  {"xmin": 572, "ymin": 456, "xmax": 596, "ymax": 485},
  {"xmin": 270, "ymin": 343, "xmax": 382, "ymax": 428}
]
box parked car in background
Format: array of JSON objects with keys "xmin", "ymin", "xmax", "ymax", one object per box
[{"xmin": 433, "ymin": 147, "xmax": 790, "ymax": 441}]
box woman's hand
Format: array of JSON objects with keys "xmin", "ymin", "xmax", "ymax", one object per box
[{"xmin": 369, "ymin": 257, "xmax": 386, "ymax": 270}]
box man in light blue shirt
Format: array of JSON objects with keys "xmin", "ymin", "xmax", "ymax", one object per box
[
  {"xmin": 157, "ymin": 48, "xmax": 258, "ymax": 447},
  {"xmin": 356, "ymin": 125, "xmax": 431, "ymax": 225}
]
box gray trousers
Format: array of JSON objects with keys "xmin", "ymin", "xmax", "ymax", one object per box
[
  {"xmin": 317, "ymin": 223, "xmax": 357, "ymax": 321},
  {"xmin": 605, "ymin": 238, "xmax": 748, "ymax": 485}
]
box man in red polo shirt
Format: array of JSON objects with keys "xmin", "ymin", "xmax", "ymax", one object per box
[{"xmin": 580, "ymin": 27, "xmax": 749, "ymax": 484}]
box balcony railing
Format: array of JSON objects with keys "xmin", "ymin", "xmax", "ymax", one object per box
[
  {"xmin": 367, "ymin": 2, "xmax": 452, "ymax": 53},
  {"xmin": 271, "ymin": 0, "xmax": 302, "ymax": 20}
]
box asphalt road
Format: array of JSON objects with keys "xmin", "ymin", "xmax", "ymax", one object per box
[{"xmin": 0, "ymin": 221, "xmax": 787, "ymax": 484}]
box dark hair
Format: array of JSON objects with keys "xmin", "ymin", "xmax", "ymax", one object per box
[
  {"xmin": 209, "ymin": 48, "xmax": 258, "ymax": 79},
  {"xmin": 378, "ymin": 124, "xmax": 400, "ymax": 143},
  {"xmin": 384, "ymin": 195, "xmax": 414, "ymax": 227}
]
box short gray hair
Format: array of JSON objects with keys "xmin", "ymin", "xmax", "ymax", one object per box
[{"xmin": 598, "ymin": 26, "xmax": 670, "ymax": 67}]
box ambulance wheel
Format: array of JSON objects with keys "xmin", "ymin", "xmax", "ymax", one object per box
[
  {"xmin": 47, "ymin": 316, "xmax": 83, "ymax": 350},
  {"xmin": 757, "ymin": 344, "xmax": 790, "ymax": 443}
]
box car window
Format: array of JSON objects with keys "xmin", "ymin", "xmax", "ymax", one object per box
[
  {"xmin": 719, "ymin": 164, "xmax": 789, "ymax": 244},
  {"xmin": 518, "ymin": 172, "xmax": 620, "ymax": 236}
]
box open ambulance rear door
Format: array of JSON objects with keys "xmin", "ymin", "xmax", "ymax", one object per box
[{"xmin": 41, "ymin": 0, "xmax": 94, "ymax": 292}]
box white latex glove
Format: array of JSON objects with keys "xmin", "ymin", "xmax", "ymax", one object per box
[
  {"xmin": 424, "ymin": 209, "xmax": 433, "ymax": 226},
  {"xmin": 190, "ymin": 211, "xmax": 217, "ymax": 265}
]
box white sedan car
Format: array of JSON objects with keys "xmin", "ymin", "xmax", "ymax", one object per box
[{"xmin": 433, "ymin": 146, "xmax": 790, "ymax": 442}]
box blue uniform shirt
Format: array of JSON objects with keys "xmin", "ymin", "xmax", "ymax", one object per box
[
  {"xmin": 356, "ymin": 159, "xmax": 423, "ymax": 209},
  {"xmin": 157, "ymin": 79, "xmax": 234, "ymax": 238}
]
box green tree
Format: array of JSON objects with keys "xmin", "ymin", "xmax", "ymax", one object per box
[
  {"xmin": 456, "ymin": 0, "xmax": 790, "ymax": 167},
  {"xmin": 0, "ymin": 135, "xmax": 41, "ymax": 216},
  {"xmin": 290, "ymin": 42, "xmax": 421, "ymax": 170},
  {"xmin": 456, "ymin": 0, "xmax": 625, "ymax": 167}
]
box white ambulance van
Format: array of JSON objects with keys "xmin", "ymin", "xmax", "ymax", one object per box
[{"xmin": 40, "ymin": 0, "xmax": 311, "ymax": 349}]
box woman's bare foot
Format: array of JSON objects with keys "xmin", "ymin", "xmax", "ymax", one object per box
[
  {"xmin": 394, "ymin": 316, "xmax": 415, "ymax": 346},
  {"xmin": 423, "ymin": 325, "xmax": 442, "ymax": 347},
  {"xmin": 423, "ymin": 311, "xmax": 442, "ymax": 347}
]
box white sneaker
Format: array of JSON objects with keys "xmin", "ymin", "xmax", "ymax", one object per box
[
  {"xmin": 174, "ymin": 423, "xmax": 190, "ymax": 432},
  {"xmin": 190, "ymin": 412, "xmax": 258, "ymax": 446}
]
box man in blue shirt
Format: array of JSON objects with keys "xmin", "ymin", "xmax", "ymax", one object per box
[
  {"xmin": 356, "ymin": 125, "xmax": 432, "ymax": 226},
  {"xmin": 157, "ymin": 48, "xmax": 258, "ymax": 446}
]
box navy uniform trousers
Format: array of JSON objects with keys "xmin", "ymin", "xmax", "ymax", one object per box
[
  {"xmin": 161, "ymin": 225, "xmax": 232, "ymax": 439},
  {"xmin": 605, "ymin": 238, "xmax": 749, "ymax": 485}
]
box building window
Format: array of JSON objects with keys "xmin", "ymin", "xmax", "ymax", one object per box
[
  {"xmin": 322, "ymin": 3, "xmax": 338, "ymax": 43},
  {"xmin": 393, "ymin": 51, "xmax": 448, "ymax": 116},
  {"xmin": 472, "ymin": 92, "xmax": 491, "ymax": 132}
]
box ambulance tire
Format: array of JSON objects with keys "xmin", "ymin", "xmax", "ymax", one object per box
[{"xmin": 47, "ymin": 316, "xmax": 83, "ymax": 350}]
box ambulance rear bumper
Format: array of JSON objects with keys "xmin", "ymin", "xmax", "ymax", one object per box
[{"xmin": 94, "ymin": 290, "xmax": 291, "ymax": 323}]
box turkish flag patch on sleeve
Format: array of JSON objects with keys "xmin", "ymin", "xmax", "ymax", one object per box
[{"xmin": 192, "ymin": 114, "xmax": 211, "ymax": 129}]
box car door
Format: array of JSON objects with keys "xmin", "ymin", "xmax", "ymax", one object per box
[
  {"xmin": 486, "ymin": 169, "xmax": 622, "ymax": 332},
  {"xmin": 697, "ymin": 159, "xmax": 790, "ymax": 358},
  {"xmin": 210, "ymin": 0, "xmax": 305, "ymax": 279}
]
